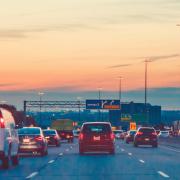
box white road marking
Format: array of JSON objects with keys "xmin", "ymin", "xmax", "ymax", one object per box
[
  {"xmin": 26, "ymin": 172, "xmax": 38, "ymax": 179},
  {"xmin": 121, "ymin": 148, "xmax": 125, "ymax": 152},
  {"xmin": 48, "ymin": 160, "xmax": 55, "ymax": 164},
  {"xmin": 160, "ymin": 145, "xmax": 180, "ymax": 153},
  {"xmin": 66, "ymin": 149, "xmax": 69, "ymax": 152},
  {"xmin": 128, "ymin": 153, "xmax": 132, "ymax": 156},
  {"xmin": 116, "ymin": 146, "xmax": 119, "ymax": 149},
  {"xmin": 59, "ymin": 153, "xmax": 63, "ymax": 156},
  {"xmin": 158, "ymin": 171, "xmax": 170, "ymax": 178},
  {"xmin": 139, "ymin": 159, "xmax": 145, "ymax": 164}
]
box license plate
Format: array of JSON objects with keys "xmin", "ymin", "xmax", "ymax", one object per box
[
  {"xmin": 145, "ymin": 138, "xmax": 149, "ymax": 141},
  {"xmin": 23, "ymin": 139, "xmax": 30, "ymax": 143},
  {"xmin": 93, "ymin": 136, "xmax": 100, "ymax": 141},
  {"xmin": 45, "ymin": 136, "xmax": 50, "ymax": 139}
]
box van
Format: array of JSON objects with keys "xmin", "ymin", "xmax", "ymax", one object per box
[{"xmin": 0, "ymin": 108, "xmax": 19, "ymax": 168}]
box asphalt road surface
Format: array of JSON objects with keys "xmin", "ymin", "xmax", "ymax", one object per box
[{"xmin": 0, "ymin": 139, "xmax": 180, "ymax": 180}]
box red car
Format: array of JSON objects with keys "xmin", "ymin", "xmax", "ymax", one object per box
[{"xmin": 79, "ymin": 122, "xmax": 115, "ymax": 154}]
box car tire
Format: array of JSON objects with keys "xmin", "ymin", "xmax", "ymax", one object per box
[
  {"xmin": 11, "ymin": 154, "xmax": 19, "ymax": 166},
  {"xmin": 2, "ymin": 156, "xmax": 9, "ymax": 169},
  {"xmin": 126, "ymin": 141, "xmax": 129, "ymax": 144},
  {"xmin": 79, "ymin": 147, "xmax": 84, "ymax": 155},
  {"xmin": 134, "ymin": 142, "xmax": 138, "ymax": 147},
  {"xmin": 56, "ymin": 142, "xmax": 60, "ymax": 147},
  {"xmin": 109, "ymin": 149, "xmax": 115, "ymax": 154},
  {"xmin": 152, "ymin": 143, "xmax": 158, "ymax": 148}
]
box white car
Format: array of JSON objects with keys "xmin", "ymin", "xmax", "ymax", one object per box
[
  {"xmin": 159, "ymin": 131, "xmax": 170, "ymax": 137},
  {"xmin": 0, "ymin": 108, "xmax": 19, "ymax": 168}
]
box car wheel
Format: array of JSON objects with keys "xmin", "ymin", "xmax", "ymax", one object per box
[
  {"xmin": 2, "ymin": 156, "xmax": 9, "ymax": 169},
  {"xmin": 126, "ymin": 140, "xmax": 129, "ymax": 144},
  {"xmin": 79, "ymin": 147, "xmax": 84, "ymax": 155},
  {"xmin": 152, "ymin": 143, "xmax": 158, "ymax": 148},
  {"xmin": 109, "ymin": 149, "xmax": 115, "ymax": 154},
  {"xmin": 11, "ymin": 154, "xmax": 19, "ymax": 166},
  {"xmin": 56, "ymin": 142, "xmax": 60, "ymax": 147},
  {"xmin": 134, "ymin": 142, "xmax": 138, "ymax": 147}
]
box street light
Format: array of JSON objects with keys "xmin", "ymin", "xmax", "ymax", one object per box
[
  {"xmin": 38, "ymin": 92, "xmax": 44, "ymax": 125},
  {"xmin": 97, "ymin": 87, "xmax": 102, "ymax": 121},
  {"xmin": 117, "ymin": 76, "xmax": 123, "ymax": 102},
  {"xmin": 77, "ymin": 97, "xmax": 83, "ymax": 122}
]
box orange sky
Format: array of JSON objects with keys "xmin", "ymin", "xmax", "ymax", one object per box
[{"xmin": 0, "ymin": 0, "xmax": 180, "ymax": 92}]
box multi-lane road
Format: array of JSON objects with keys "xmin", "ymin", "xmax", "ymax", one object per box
[{"xmin": 0, "ymin": 139, "xmax": 180, "ymax": 180}]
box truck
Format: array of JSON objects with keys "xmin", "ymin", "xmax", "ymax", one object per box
[{"xmin": 51, "ymin": 119, "xmax": 74, "ymax": 143}]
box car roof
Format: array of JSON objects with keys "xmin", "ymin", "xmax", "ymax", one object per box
[
  {"xmin": 138, "ymin": 127, "xmax": 155, "ymax": 130},
  {"xmin": 83, "ymin": 122, "xmax": 111, "ymax": 125}
]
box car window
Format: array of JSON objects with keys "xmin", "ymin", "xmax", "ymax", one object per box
[
  {"xmin": 18, "ymin": 128, "xmax": 40, "ymax": 135},
  {"xmin": 43, "ymin": 130, "xmax": 56, "ymax": 136},
  {"xmin": 139, "ymin": 128, "xmax": 155, "ymax": 134},
  {"xmin": 83, "ymin": 124, "xmax": 111, "ymax": 133},
  {"xmin": 130, "ymin": 131, "xmax": 136, "ymax": 135}
]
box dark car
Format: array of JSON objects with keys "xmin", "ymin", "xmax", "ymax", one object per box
[
  {"xmin": 79, "ymin": 122, "xmax": 115, "ymax": 154},
  {"xmin": 43, "ymin": 129, "xmax": 60, "ymax": 147},
  {"xmin": 125, "ymin": 130, "xmax": 136, "ymax": 144},
  {"xmin": 18, "ymin": 127, "xmax": 48, "ymax": 156},
  {"xmin": 134, "ymin": 127, "xmax": 158, "ymax": 147},
  {"xmin": 57, "ymin": 130, "xmax": 74, "ymax": 143}
]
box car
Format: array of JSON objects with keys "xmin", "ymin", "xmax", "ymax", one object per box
[
  {"xmin": 57, "ymin": 130, "xmax": 74, "ymax": 143},
  {"xmin": 113, "ymin": 130, "xmax": 124, "ymax": 139},
  {"xmin": 73, "ymin": 129, "xmax": 80, "ymax": 138},
  {"xmin": 0, "ymin": 108, "xmax": 19, "ymax": 169},
  {"xmin": 79, "ymin": 122, "xmax": 115, "ymax": 154},
  {"xmin": 125, "ymin": 130, "xmax": 136, "ymax": 144},
  {"xmin": 43, "ymin": 129, "xmax": 60, "ymax": 147},
  {"xmin": 159, "ymin": 131, "xmax": 170, "ymax": 137},
  {"xmin": 134, "ymin": 127, "xmax": 158, "ymax": 147},
  {"xmin": 18, "ymin": 127, "xmax": 48, "ymax": 156}
]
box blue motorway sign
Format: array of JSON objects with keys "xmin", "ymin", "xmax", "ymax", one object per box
[{"xmin": 86, "ymin": 100, "xmax": 121, "ymax": 110}]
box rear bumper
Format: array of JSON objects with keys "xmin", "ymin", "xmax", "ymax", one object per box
[
  {"xmin": 135, "ymin": 138, "xmax": 158, "ymax": 145},
  {"xmin": 19, "ymin": 145, "xmax": 45, "ymax": 153},
  {"xmin": 80, "ymin": 142, "xmax": 114, "ymax": 152}
]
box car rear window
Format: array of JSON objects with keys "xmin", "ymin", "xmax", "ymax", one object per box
[
  {"xmin": 139, "ymin": 128, "xmax": 155, "ymax": 134},
  {"xmin": 43, "ymin": 130, "xmax": 56, "ymax": 135},
  {"xmin": 18, "ymin": 128, "xmax": 41, "ymax": 135},
  {"xmin": 130, "ymin": 131, "xmax": 136, "ymax": 135},
  {"xmin": 83, "ymin": 124, "xmax": 111, "ymax": 133}
]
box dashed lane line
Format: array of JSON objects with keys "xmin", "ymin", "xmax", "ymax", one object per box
[
  {"xmin": 158, "ymin": 171, "xmax": 170, "ymax": 178},
  {"xmin": 48, "ymin": 160, "xmax": 55, "ymax": 164},
  {"xmin": 160, "ymin": 145, "xmax": 180, "ymax": 153},
  {"xmin": 128, "ymin": 153, "xmax": 132, "ymax": 156},
  {"xmin": 26, "ymin": 172, "xmax": 38, "ymax": 179},
  {"xmin": 121, "ymin": 148, "xmax": 125, "ymax": 152},
  {"xmin": 59, "ymin": 153, "xmax": 63, "ymax": 156},
  {"xmin": 139, "ymin": 159, "xmax": 145, "ymax": 164}
]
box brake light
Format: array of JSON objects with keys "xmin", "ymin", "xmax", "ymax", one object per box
[
  {"xmin": 35, "ymin": 136, "xmax": 43, "ymax": 141},
  {"xmin": 0, "ymin": 118, "xmax": 5, "ymax": 128},
  {"xmin": 152, "ymin": 132, "xmax": 157, "ymax": 136},
  {"xmin": 110, "ymin": 133, "xmax": 115, "ymax": 140},
  {"xmin": 54, "ymin": 135, "xmax": 58, "ymax": 139},
  {"xmin": 136, "ymin": 132, "xmax": 143, "ymax": 135},
  {"xmin": 79, "ymin": 133, "xmax": 84, "ymax": 140}
]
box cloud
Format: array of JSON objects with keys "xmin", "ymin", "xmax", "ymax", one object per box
[
  {"xmin": 107, "ymin": 63, "xmax": 132, "ymax": 69},
  {"xmin": 0, "ymin": 23, "xmax": 95, "ymax": 39}
]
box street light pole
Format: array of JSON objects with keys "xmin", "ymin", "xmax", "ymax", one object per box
[
  {"xmin": 98, "ymin": 88, "xmax": 102, "ymax": 121},
  {"xmin": 118, "ymin": 76, "xmax": 123, "ymax": 102},
  {"xmin": 38, "ymin": 92, "xmax": 44, "ymax": 126}
]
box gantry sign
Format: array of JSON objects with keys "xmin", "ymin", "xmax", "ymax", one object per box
[{"xmin": 23, "ymin": 101, "xmax": 86, "ymax": 114}]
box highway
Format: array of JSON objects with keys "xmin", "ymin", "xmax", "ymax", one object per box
[{"xmin": 0, "ymin": 139, "xmax": 180, "ymax": 180}]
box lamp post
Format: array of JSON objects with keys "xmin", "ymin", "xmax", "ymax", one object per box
[
  {"xmin": 98, "ymin": 87, "xmax": 102, "ymax": 121},
  {"xmin": 77, "ymin": 97, "xmax": 83, "ymax": 122},
  {"xmin": 38, "ymin": 92, "xmax": 44, "ymax": 126},
  {"xmin": 117, "ymin": 76, "xmax": 123, "ymax": 102}
]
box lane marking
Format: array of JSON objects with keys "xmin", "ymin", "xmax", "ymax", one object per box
[
  {"xmin": 121, "ymin": 148, "xmax": 125, "ymax": 152},
  {"xmin": 160, "ymin": 145, "xmax": 180, "ymax": 153},
  {"xmin": 139, "ymin": 159, "xmax": 145, "ymax": 164},
  {"xmin": 128, "ymin": 153, "xmax": 132, "ymax": 156},
  {"xmin": 158, "ymin": 171, "xmax": 170, "ymax": 178},
  {"xmin": 48, "ymin": 160, "xmax": 55, "ymax": 164},
  {"xmin": 116, "ymin": 146, "xmax": 119, "ymax": 149},
  {"xmin": 59, "ymin": 153, "xmax": 63, "ymax": 156},
  {"xmin": 26, "ymin": 172, "xmax": 38, "ymax": 179},
  {"xmin": 66, "ymin": 149, "xmax": 69, "ymax": 152}
]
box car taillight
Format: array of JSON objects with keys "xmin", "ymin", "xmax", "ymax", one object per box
[
  {"xmin": 35, "ymin": 136, "xmax": 43, "ymax": 141},
  {"xmin": 152, "ymin": 132, "xmax": 157, "ymax": 136},
  {"xmin": 79, "ymin": 133, "xmax": 84, "ymax": 140},
  {"xmin": 110, "ymin": 133, "xmax": 115, "ymax": 140},
  {"xmin": 136, "ymin": 132, "xmax": 143, "ymax": 136},
  {"xmin": 0, "ymin": 118, "xmax": 5, "ymax": 128},
  {"xmin": 54, "ymin": 135, "xmax": 58, "ymax": 139}
]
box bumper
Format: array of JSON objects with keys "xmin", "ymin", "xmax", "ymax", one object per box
[
  {"xmin": 135, "ymin": 139, "xmax": 157, "ymax": 145},
  {"xmin": 19, "ymin": 145, "xmax": 45, "ymax": 153}
]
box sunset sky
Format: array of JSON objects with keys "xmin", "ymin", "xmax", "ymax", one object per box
[{"xmin": 0, "ymin": 0, "xmax": 180, "ymax": 109}]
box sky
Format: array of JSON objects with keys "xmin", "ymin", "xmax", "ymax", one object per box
[{"xmin": 0, "ymin": 0, "xmax": 180, "ymax": 110}]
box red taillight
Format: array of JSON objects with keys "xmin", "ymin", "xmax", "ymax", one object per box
[
  {"xmin": 152, "ymin": 132, "xmax": 157, "ymax": 136},
  {"xmin": 79, "ymin": 133, "xmax": 84, "ymax": 140},
  {"xmin": 0, "ymin": 118, "xmax": 5, "ymax": 128},
  {"xmin": 137, "ymin": 132, "xmax": 143, "ymax": 136},
  {"xmin": 110, "ymin": 133, "xmax": 115, "ymax": 140},
  {"xmin": 35, "ymin": 136, "xmax": 43, "ymax": 141},
  {"xmin": 54, "ymin": 135, "xmax": 58, "ymax": 139}
]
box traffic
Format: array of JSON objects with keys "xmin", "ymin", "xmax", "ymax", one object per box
[{"xmin": 0, "ymin": 106, "xmax": 180, "ymax": 180}]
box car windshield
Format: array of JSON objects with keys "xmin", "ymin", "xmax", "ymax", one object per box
[
  {"xmin": 18, "ymin": 128, "xmax": 40, "ymax": 135},
  {"xmin": 43, "ymin": 130, "xmax": 56, "ymax": 136},
  {"xmin": 139, "ymin": 128, "xmax": 155, "ymax": 134},
  {"xmin": 161, "ymin": 131, "xmax": 169, "ymax": 134},
  {"xmin": 83, "ymin": 124, "xmax": 111, "ymax": 133}
]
